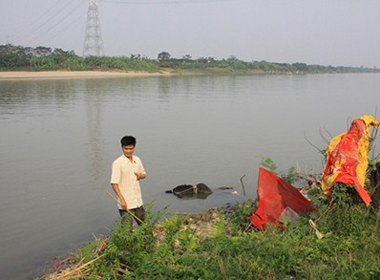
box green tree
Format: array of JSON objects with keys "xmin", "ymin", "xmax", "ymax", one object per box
[
  {"xmin": 157, "ymin": 51, "xmax": 171, "ymax": 61},
  {"xmin": 182, "ymin": 54, "xmax": 192, "ymax": 61},
  {"xmin": 292, "ymin": 62, "xmax": 309, "ymax": 71},
  {"xmin": 0, "ymin": 44, "xmax": 29, "ymax": 68}
]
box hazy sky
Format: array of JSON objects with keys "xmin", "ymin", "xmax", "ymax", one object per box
[{"xmin": 0, "ymin": 0, "xmax": 379, "ymax": 67}]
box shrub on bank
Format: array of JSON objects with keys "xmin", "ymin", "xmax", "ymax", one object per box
[
  {"xmin": 41, "ymin": 191, "xmax": 380, "ymax": 279},
  {"xmin": 2, "ymin": 44, "xmax": 380, "ymax": 74}
]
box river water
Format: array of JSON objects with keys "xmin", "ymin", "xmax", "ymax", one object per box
[{"xmin": 0, "ymin": 73, "xmax": 379, "ymax": 279}]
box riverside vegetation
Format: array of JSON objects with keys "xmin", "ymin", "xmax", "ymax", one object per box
[
  {"xmin": 39, "ymin": 156, "xmax": 380, "ymax": 280},
  {"xmin": 1, "ymin": 44, "xmax": 380, "ymax": 75}
]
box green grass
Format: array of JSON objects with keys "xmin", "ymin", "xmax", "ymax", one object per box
[{"xmin": 53, "ymin": 191, "xmax": 380, "ymax": 280}]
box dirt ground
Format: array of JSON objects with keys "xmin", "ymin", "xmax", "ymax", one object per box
[{"xmin": 0, "ymin": 70, "xmax": 171, "ymax": 80}]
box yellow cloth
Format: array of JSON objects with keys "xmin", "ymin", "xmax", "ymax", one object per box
[{"xmin": 321, "ymin": 115, "xmax": 379, "ymax": 204}]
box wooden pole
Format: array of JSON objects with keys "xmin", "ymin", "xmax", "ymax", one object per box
[
  {"xmin": 240, "ymin": 174, "xmax": 246, "ymax": 196},
  {"xmin": 105, "ymin": 190, "xmax": 143, "ymax": 224}
]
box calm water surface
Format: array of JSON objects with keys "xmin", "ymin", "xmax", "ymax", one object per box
[{"xmin": 0, "ymin": 74, "xmax": 379, "ymax": 279}]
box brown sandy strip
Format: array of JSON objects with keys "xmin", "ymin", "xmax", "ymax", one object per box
[{"xmin": 0, "ymin": 71, "xmax": 171, "ymax": 81}]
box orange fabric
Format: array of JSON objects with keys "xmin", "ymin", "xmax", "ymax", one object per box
[
  {"xmin": 321, "ymin": 115, "xmax": 379, "ymax": 205},
  {"xmin": 250, "ymin": 168, "xmax": 315, "ymax": 230}
]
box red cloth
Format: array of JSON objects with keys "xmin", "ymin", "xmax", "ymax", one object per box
[{"xmin": 250, "ymin": 168, "xmax": 315, "ymax": 230}]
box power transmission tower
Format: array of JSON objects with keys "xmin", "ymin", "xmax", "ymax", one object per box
[{"xmin": 83, "ymin": 0, "xmax": 104, "ymax": 56}]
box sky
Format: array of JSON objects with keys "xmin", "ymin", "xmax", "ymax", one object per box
[{"xmin": 0, "ymin": 0, "xmax": 379, "ymax": 67}]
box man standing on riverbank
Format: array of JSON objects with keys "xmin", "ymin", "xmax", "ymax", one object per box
[{"xmin": 110, "ymin": 135, "xmax": 146, "ymax": 227}]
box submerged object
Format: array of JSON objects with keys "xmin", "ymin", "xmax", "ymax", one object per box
[{"xmin": 166, "ymin": 183, "xmax": 212, "ymax": 199}]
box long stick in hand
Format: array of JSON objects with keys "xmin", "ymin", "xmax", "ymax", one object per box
[{"xmin": 105, "ymin": 190, "xmax": 143, "ymax": 224}]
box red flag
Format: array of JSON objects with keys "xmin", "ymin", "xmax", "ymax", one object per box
[{"xmin": 250, "ymin": 168, "xmax": 315, "ymax": 230}]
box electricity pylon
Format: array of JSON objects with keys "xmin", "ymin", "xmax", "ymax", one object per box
[{"xmin": 83, "ymin": 0, "xmax": 104, "ymax": 56}]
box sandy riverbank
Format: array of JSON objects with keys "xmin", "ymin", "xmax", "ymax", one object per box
[{"xmin": 0, "ymin": 70, "xmax": 172, "ymax": 81}]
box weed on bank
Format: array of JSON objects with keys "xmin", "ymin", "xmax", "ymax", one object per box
[{"xmin": 42, "ymin": 190, "xmax": 380, "ymax": 279}]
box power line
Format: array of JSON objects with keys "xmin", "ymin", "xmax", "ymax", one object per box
[
  {"xmin": 41, "ymin": 11, "xmax": 87, "ymax": 45},
  {"xmin": 9, "ymin": 0, "xmax": 80, "ymax": 43},
  {"xmin": 7, "ymin": 0, "xmax": 62, "ymax": 39},
  {"xmin": 26, "ymin": 0, "xmax": 87, "ymax": 45}
]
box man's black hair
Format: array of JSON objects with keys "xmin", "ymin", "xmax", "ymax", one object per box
[{"xmin": 120, "ymin": 135, "xmax": 136, "ymax": 147}]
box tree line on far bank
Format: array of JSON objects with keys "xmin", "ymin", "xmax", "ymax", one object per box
[{"xmin": 1, "ymin": 44, "xmax": 379, "ymax": 74}]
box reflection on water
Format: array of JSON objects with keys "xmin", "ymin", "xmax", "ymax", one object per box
[
  {"xmin": 169, "ymin": 192, "xmax": 212, "ymax": 200},
  {"xmin": 0, "ymin": 74, "xmax": 379, "ymax": 279},
  {"xmin": 84, "ymin": 80, "xmax": 106, "ymax": 181}
]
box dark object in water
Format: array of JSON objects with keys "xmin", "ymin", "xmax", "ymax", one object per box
[
  {"xmin": 166, "ymin": 183, "xmax": 213, "ymax": 199},
  {"xmin": 218, "ymin": 186, "xmax": 234, "ymax": 190}
]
